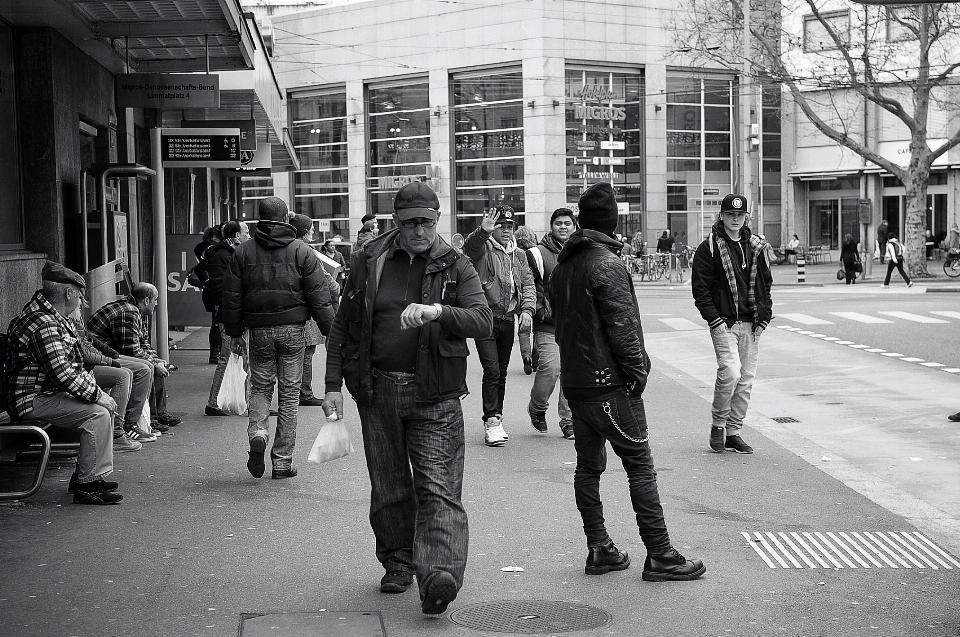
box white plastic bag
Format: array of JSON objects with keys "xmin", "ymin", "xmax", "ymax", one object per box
[
  {"xmin": 217, "ymin": 353, "xmax": 248, "ymax": 416},
  {"xmin": 308, "ymin": 420, "xmax": 354, "ymax": 464},
  {"xmin": 137, "ymin": 401, "xmax": 152, "ymax": 434}
]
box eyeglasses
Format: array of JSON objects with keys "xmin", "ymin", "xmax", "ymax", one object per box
[{"xmin": 399, "ymin": 218, "xmax": 437, "ymax": 229}]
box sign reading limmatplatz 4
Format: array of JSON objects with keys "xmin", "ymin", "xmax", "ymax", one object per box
[
  {"xmin": 116, "ymin": 73, "xmax": 219, "ymax": 109},
  {"xmin": 161, "ymin": 128, "xmax": 241, "ymax": 168}
]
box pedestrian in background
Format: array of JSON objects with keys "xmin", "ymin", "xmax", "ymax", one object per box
[
  {"xmin": 323, "ymin": 182, "xmax": 492, "ymax": 614},
  {"xmin": 691, "ymin": 194, "xmax": 773, "ymax": 455},
  {"xmin": 463, "ymin": 205, "xmax": 535, "ymax": 447},
  {"xmin": 876, "ymin": 220, "xmax": 889, "ymax": 263},
  {"xmin": 525, "ymin": 207, "xmax": 575, "ymax": 439},
  {"xmin": 195, "ymin": 225, "xmax": 223, "ymax": 364},
  {"xmin": 290, "ymin": 214, "xmax": 340, "ymax": 407},
  {"xmin": 321, "ymin": 238, "xmax": 347, "ymax": 288},
  {"xmin": 549, "ymin": 182, "xmax": 705, "ymax": 582},
  {"xmin": 356, "ymin": 214, "xmax": 379, "ymax": 251},
  {"xmin": 656, "ymin": 230, "xmax": 674, "ymax": 254},
  {"xmin": 840, "ymin": 233, "xmax": 860, "ymax": 285},
  {"xmin": 222, "ymin": 197, "xmax": 336, "ymax": 480},
  {"xmin": 514, "ymin": 225, "xmax": 538, "ymax": 375},
  {"xmin": 202, "ymin": 220, "xmax": 250, "ymax": 416},
  {"xmin": 881, "ymin": 234, "xmax": 913, "ymax": 288}
]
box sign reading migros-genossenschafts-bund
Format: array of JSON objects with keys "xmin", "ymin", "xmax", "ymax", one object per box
[{"xmin": 116, "ymin": 73, "xmax": 219, "ymax": 109}]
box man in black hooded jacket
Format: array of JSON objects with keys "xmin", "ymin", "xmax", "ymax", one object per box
[
  {"xmin": 550, "ymin": 181, "xmax": 705, "ymax": 583},
  {"xmin": 222, "ymin": 197, "xmax": 335, "ymax": 480}
]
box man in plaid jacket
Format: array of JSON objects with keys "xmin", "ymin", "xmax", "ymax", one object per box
[
  {"xmin": 86, "ymin": 282, "xmax": 180, "ymax": 432},
  {"xmin": 5, "ymin": 262, "xmax": 123, "ymax": 504}
]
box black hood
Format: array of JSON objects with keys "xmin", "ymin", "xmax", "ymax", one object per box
[
  {"xmin": 254, "ymin": 220, "xmax": 297, "ymax": 250},
  {"xmin": 557, "ymin": 229, "xmax": 623, "ymax": 264}
]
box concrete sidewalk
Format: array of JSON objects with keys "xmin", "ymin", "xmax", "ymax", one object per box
[{"xmin": 2, "ymin": 337, "xmax": 958, "ymax": 637}]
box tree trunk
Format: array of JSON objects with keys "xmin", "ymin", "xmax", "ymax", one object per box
[{"xmin": 904, "ymin": 174, "xmax": 930, "ymax": 277}]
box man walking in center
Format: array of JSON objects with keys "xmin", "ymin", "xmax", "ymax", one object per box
[
  {"xmin": 323, "ymin": 182, "xmax": 492, "ymax": 615},
  {"xmin": 463, "ymin": 205, "xmax": 535, "ymax": 447},
  {"xmin": 525, "ymin": 207, "xmax": 576, "ymax": 440},
  {"xmin": 549, "ymin": 182, "xmax": 705, "ymax": 582},
  {"xmin": 222, "ymin": 197, "xmax": 336, "ymax": 480},
  {"xmin": 691, "ymin": 194, "xmax": 774, "ymax": 454}
]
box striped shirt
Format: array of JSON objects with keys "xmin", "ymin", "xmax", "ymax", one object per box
[
  {"xmin": 5, "ymin": 291, "xmax": 102, "ymax": 417},
  {"xmin": 86, "ymin": 299, "xmax": 161, "ymax": 364}
]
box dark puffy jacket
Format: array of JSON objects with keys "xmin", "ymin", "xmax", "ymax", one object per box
[
  {"xmin": 549, "ymin": 229, "xmax": 651, "ymax": 393},
  {"xmin": 690, "ymin": 220, "xmax": 773, "ymax": 330},
  {"xmin": 525, "ymin": 233, "xmax": 564, "ymax": 334},
  {"xmin": 199, "ymin": 242, "xmax": 235, "ymax": 313},
  {"xmin": 221, "ymin": 220, "xmax": 335, "ymax": 337},
  {"xmin": 324, "ymin": 229, "xmax": 493, "ymax": 404}
]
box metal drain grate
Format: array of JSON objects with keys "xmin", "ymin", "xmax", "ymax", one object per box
[
  {"xmin": 450, "ymin": 600, "xmax": 611, "ymax": 633},
  {"xmin": 742, "ymin": 531, "xmax": 960, "ymax": 569},
  {"xmin": 772, "ymin": 416, "xmax": 800, "ymax": 423}
]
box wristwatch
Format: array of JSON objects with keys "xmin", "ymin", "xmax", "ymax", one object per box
[{"xmin": 433, "ymin": 303, "xmax": 443, "ymax": 318}]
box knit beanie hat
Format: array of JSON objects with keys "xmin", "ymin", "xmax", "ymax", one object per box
[
  {"xmin": 577, "ymin": 182, "xmax": 619, "ymax": 235},
  {"xmin": 290, "ymin": 214, "xmax": 314, "ymax": 238}
]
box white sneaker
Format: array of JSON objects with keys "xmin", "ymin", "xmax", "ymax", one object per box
[
  {"xmin": 493, "ymin": 422, "xmax": 509, "ymax": 441},
  {"xmin": 113, "ymin": 432, "xmax": 143, "ymax": 452},
  {"xmin": 484, "ymin": 417, "xmax": 506, "ymax": 447}
]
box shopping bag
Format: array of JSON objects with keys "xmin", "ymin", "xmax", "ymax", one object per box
[
  {"xmin": 138, "ymin": 401, "xmax": 152, "ymax": 434},
  {"xmin": 308, "ymin": 420, "xmax": 354, "ymax": 464},
  {"xmin": 217, "ymin": 353, "xmax": 248, "ymax": 416}
]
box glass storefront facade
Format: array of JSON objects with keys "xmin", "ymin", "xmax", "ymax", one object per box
[
  {"xmin": 367, "ymin": 78, "xmax": 432, "ymax": 222},
  {"xmin": 882, "ymin": 173, "xmax": 948, "ymax": 242},
  {"xmin": 241, "ymin": 176, "xmax": 274, "ymax": 219},
  {"xmin": 807, "ymin": 176, "xmax": 859, "ymax": 249},
  {"xmin": 452, "ymin": 69, "xmax": 524, "ymax": 236},
  {"xmin": 760, "ymin": 83, "xmax": 783, "ymax": 245},
  {"xmin": 0, "ymin": 20, "xmax": 22, "ymax": 248},
  {"xmin": 290, "ymin": 88, "xmax": 350, "ymax": 238},
  {"xmin": 565, "ymin": 67, "xmax": 643, "ymax": 238},
  {"xmin": 665, "ymin": 74, "xmax": 734, "ymax": 244}
]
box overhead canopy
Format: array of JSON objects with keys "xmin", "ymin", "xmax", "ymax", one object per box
[{"xmin": 1, "ymin": 0, "xmax": 255, "ymax": 74}]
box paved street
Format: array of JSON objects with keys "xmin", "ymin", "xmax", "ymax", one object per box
[{"xmin": 2, "ymin": 265, "xmax": 960, "ymax": 637}]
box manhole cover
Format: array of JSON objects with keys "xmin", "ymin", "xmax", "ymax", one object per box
[{"xmin": 450, "ymin": 600, "xmax": 611, "ymax": 633}]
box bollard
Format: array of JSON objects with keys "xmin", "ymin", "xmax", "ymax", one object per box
[{"xmin": 797, "ymin": 254, "xmax": 806, "ymax": 283}]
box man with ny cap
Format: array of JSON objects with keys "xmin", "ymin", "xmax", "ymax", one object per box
[
  {"xmin": 691, "ymin": 193, "xmax": 774, "ymax": 454},
  {"xmin": 4, "ymin": 262, "xmax": 123, "ymax": 504},
  {"xmin": 550, "ymin": 182, "xmax": 704, "ymax": 581},
  {"xmin": 323, "ymin": 181, "xmax": 492, "ymax": 615},
  {"xmin": 463, "ymin": 204, "xmax": 535, "ymax": 447}
]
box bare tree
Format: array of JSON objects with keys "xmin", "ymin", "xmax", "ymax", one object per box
[{"xmin": 671, "ymin": 0, "xmax": 960, "ymax": 276}]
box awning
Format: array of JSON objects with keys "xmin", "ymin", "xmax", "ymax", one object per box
[
  {"xmin": 788, "ymin": 170, "xmax": 862, "ymax": 181},
  {"xmin": 1, "ymin": 0, "xmax": 255, "ymax": 74}
]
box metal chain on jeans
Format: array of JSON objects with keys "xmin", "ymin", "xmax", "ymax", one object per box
[{"xmin": 602, "ymin": 401, "xmax": 648, "ymax": 444}]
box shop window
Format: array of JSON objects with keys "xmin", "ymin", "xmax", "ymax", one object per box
[
  {"xmin": 565, "ymin": 66, "xmax": 644, "ymax": 235},
  {"xmin": 452, "ymin": 69, "xmax": 524, "ymax": 235},
  {"xmin": 0, "ymin": 21, "xmax": 21, "ymax": 248},
  {"xmin": 291, "ymin": 88, "xmax": 350, "ymax": 238},
  {"xmin": 367, "ymin": 78, "xmax": 432, "ymax": 221},
  {"xmin": 804, "ymin": 10, "xmax": 850, "ymax": 52}
]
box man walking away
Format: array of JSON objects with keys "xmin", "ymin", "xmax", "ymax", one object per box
[
  {"xmin": 691, "ymin": 194, "xmax": 773, "ymax": 454},
  {"xmin": 463, "ymin": 205, "xmax": 535, "ymax": 447},
  {"xmin": 323, "ymin": 182, "xmax": 492, "ymax": 614},
  {"xmin": 881, "ymin": 234, "xmax": 913, "ymax": 288},
  {"xmin": 550, "ymin": 182, "xmax": 705, "ymax": 582},
  {"xmin": 222, "ymin": 197, "xmax": 335, "ymax": 480},
  {"xmin": 525, "ymin": 207, "xmax": 575, "ymax": 439}
]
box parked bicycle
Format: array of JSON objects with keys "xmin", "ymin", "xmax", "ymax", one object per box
[{"xmin": 944, "ymin": 248, "xmax": 960, "ymax": 278}]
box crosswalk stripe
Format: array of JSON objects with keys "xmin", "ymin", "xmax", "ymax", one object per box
[
  {"xmin": 931, "ymin": 311, "xmax": 960, "ymax": 320},
  {"xmin": 829, "ymin": 312, "xmax": 893, "ymax": 324},
  {"xmin": 901, "ymin": 357, "xmax": 924, "ymax": 362},
  {"xmin": 921, "ymin": 362, "xmax": 945, "ymax": 367},
  {"xmin": 880, "ymin": 352, "xmax": 904, "ymax": 357},
  {"xmin": 657, "ymin": 318, "xmax": 705, "ymax": 331},
  {"xmin": 878, "ymin": 311, "xmax": 950, "ymax": 324},
  {"xmin": 746, "ymin": 531, "xmax": 957, "ymax": 569},
  {"xmin": 777, "ymin": 313, "xmax": 834, "ymax": 325}
]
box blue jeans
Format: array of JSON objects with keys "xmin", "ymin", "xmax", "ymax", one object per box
[
  {"xmin": 709, "ymin": 322, "xmax": 760, "ymax": 434},
  {"xmin": 247, "ymin": 325, "xmax": 305, "ymax": 470},
  {"xmin": 569, "ymin": 387, "xmax": 671, "ymax": 552},
  {"xmin": 528, "ymin": 330, "xmax": 570, "ymax": 421},
  {"xmin": 475, "ymin": 317, "xmax": 515, "ymax": 420},
  {"xmin": 356, "ymin": 371, "xmax": 468, "ymax": 595}
]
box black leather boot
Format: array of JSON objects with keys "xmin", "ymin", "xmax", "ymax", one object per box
[
  {"xmin": 585, "ymin": 540, "xmax": 631, "ymax": 575},
  {"xmin": 642, "ymin": 547, "xmax": 706, "ymax": 581}
]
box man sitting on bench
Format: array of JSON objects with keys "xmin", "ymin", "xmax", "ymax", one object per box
[{"xmin": 4, "ymin": 262, "xmax": 123, "ymax": 504}]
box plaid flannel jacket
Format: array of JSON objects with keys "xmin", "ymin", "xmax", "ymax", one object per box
[
  {"xmin": 5, "ymin": 291, "xmax": 102, "ymax": 417},
  {"xmin": 85, "ymin": 299, "xmax": 161, "ymax": 364}
]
